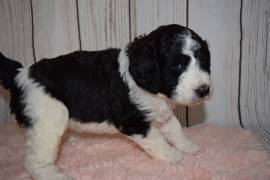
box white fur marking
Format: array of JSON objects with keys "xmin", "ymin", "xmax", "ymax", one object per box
[
  {"xmin": 172, "ymin": 33, "xmax": 213, "ymax": 105},
  {"xmin": 129, "ymin": 126, "xmax": 183, "ymax": 163},
  {"xmin": 15, "ymin": 68, "xmax": 72, "ymax": 180},
  {"xmin": 159, "ymin": 116, "xmax": 200, "ymax": 154}
]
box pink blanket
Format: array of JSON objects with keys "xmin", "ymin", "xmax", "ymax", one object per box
[{"xmin": 0, "ymin": 123, "xmax": 269, "ymax": 180}]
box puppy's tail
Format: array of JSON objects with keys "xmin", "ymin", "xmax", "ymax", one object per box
[{"xmin": 0, "ymin": 52, "xmax": 23, "ymax": 89}]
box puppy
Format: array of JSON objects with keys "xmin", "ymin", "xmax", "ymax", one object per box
[{"xmin": 0, "ymin": 24, "xmax": 212, "ymax": 180}]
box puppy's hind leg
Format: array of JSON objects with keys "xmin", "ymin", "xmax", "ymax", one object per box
[{"xmin": 23, "ymin": 97, "xmax": 72, "ymax": 180}]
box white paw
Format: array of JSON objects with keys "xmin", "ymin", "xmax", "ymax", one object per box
[
  {"xmin": 178, "ymin": 141, "xmax": 200, "ymax": 155},
  {"xmin": 24, "ymin": 163, "xmax": 74, "ymax": 180},
  {"xmin": 50, "ymin": 173, "xmax": 74, "ymax": 180},
  {"xmin": 157, "ymin": 147, "xmax": 184, "ymax": 163}
]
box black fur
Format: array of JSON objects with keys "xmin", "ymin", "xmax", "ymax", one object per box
[
  {"xmin": 29, "ymin": 49, "xmax": 150, "ymax": 136},
  {"xmin": 0, "ymin": 53, "xmax": 32, "ymax": 127},
  {"xmin": 0, "ymin": 53, "xmax": 22, "ymax": 89},
  {"xmin": 0, "ymin": 24, "xmax": 210, "ymax": 136},
  {"xmin": 128, "ymin": 37, "xmax": 162, "ymax": 94}
]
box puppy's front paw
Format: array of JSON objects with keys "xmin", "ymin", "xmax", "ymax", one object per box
[
  {"xmin": 25, "ymin": 164, "xmax": 74, "ymax": 180},
  {"xmin": 180, "ymin": 141, "xmax": 200, "ymax": 155},
  {"xmin": 158, "ymin": 147, "xmax": 184, "ymax": 163},
  {"xmin": 48, "ymin": 173, "xmax": 74, "ymax": 180}
]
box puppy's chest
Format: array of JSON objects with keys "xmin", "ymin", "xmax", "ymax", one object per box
[
  {"xmin": 140, "ymin": 94, "xmax": 175, "ymax": 124},
  {"xmin": 151, "ymin": 101, "xmax": 174, "ymax": 124}
]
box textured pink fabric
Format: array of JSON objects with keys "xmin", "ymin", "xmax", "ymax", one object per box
[{"xmin": 0, "ymin": 123, "xmax": 269, "ymax": 180}]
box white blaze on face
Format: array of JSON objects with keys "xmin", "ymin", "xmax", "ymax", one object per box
[{"xmin": 172, "ymin": 33, "xmax": 212, "ymax": 105}]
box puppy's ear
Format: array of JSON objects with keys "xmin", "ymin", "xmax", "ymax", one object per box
[{"xmin": 127, "ymin": 38, "xmax": 161, "ymax": 94}]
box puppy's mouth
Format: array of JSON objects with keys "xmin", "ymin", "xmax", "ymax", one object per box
[
  {"xmin": 171, "ymin": 92, "xmax": 212, "ymax": 107},
  {"xmin": 158, "ymin": 87, "xmax": 212, "ymax": 107},
  {"xmin": 186, "ymin": 98, "xmax": 206, "ymax": 106},
  {"xmin": 188, "ymin": 86, "xmax": 213, "ymax": 106}
]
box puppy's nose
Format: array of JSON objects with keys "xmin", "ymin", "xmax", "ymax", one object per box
[{"xmin": 195, "ymin": 84, "xmax": 210, "ymax": 98}]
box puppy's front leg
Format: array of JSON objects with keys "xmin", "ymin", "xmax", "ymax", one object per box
[
  {"xmin": 127, "ymin": 126, "xmax": 183, "ymax": 163},
  {"xmin": 159, "ymin": 116, "xmax": 200, "ymax": 154}
]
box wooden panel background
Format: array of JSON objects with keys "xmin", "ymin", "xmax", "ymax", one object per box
[
  {"xmin": 188, "ymin": 0, "xmax": 242, "ymax": 127},
  {"xmin": 32, "ymin": 0, "xmax": 80, "ymax": 60},
  {"xmin": 240, "ymin": 0, "xmax": 270, "ymax": 147},
  {"xmin": 78, "ymin": 0, "xmax": 129, "ymax": 50},
  {"xmin": 0, "ymin": 0, "xmax": 269, "ymax": 145},
  {"xmin": 0, "ymin": 0, "xmax": 34, "ymax": 124}
]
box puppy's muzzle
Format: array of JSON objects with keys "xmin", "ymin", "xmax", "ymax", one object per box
[{"xmin": 195, "ymin": 84, "xmax": 210, "ymax": 98}]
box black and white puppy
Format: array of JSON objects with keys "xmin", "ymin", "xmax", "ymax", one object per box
[{"xmin": 0, "ymin": 24, "xmax": 212, "ymax": 180}]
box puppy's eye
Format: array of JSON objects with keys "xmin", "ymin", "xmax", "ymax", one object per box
[
  {"xmin": 170, "ymin": 64, "xmax": 183, "ymax": 71},
  {"xmin": 195, "ymin": 49, "xmax": 202, "ymax": 57}
]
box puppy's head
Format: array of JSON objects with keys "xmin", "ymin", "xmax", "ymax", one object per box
[{"xmin": 127, "ymin": 24, "xmax": 212, "ymax": 106}]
